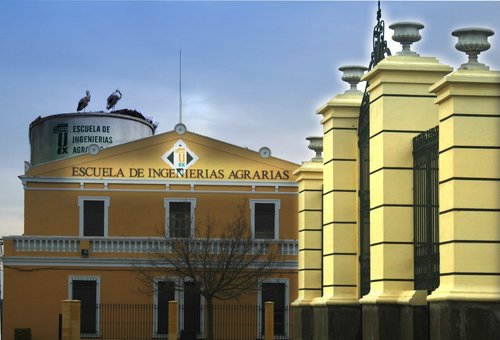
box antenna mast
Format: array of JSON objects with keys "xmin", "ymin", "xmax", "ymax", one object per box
[{"xmin": 179, "ymin": 49, "xmax": 183, "ymax": 124}]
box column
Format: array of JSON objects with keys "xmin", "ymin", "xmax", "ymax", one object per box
[
  {"xmin": 314, "ymin": 65, "xmax": 365, "ymax": 339},
  {"xmin": 61, "ymin": 300, "xmax": 80, "ymax": 340},
  {"xmin": 427, "ymin": 27, "xmax": 500, "ymax": 339},
  {"xmin": 292, "ymin": 139, "xmax": 323, "ymax": 340},
  {"xmin": 360, "ymin": 22, "xmax": 452, "ymax": 340}
]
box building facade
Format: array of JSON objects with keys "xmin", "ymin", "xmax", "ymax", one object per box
[
  {"xmin": 293, "ymin": 22, "xmax": 500, "ymax": 340},
  {"xmin": 2, "ymin": 122, "xmax": 299, "ymax": 340}
]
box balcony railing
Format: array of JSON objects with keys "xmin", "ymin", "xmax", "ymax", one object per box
[
  {"xmin": 10, "ymin": 236, "xmax": 80, "ymax": 252},
  {"xmin": 4, "ymin": 236, "xmax": 298, "ymax": 256}
]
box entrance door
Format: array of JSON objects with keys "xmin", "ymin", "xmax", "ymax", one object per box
[
  {"xmin": 184, "ymin": 281, "xmax": 201, "ymax": 334},
  {"xmin": 72, "ymin": 280, "xmax": 98, "ymax": 335}
]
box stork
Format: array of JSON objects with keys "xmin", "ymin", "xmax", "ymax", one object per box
[
  {"xmin": 106, "ymin": 89, "xmax": 122, "ymax": 110},
  {"xmin": 77, "ymin": 90, "xmax": 91, "ymax": 112}
]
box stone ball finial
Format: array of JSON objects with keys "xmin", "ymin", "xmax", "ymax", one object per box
[
  {"xmin": 452, "ymin": 27, "xmax": 494, "ymax": 70},
  {"xmin": 338, "ymin": 65, "xmax": 368, "ymax": 93},
  {"xmin": 306, "ymin": 136, "xmax": 323, "ymax": 162},
  {"xmin": 389, "ymin": 21, "xmax": 425, "ymax": 56}
]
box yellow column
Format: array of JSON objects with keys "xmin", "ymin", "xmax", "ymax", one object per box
[
  {"xmin": 360, "ymin": 54, "xmax": 452, "ymax": 304},
  {"xmin": 168, "ymin": 300, "xmax": 178, "ymax": 340},
  {"xmin": 293, "ymin": 157, "xmax": 323, "ymax": 305},
  {"xmin": 428, "ymin": 69, "xmax": 500, "ymax": 302},
  {"xmin": 264, "ymin": 301, "xmax": 275, "ymax": 340},
  {"xmin": 314, "ymin": 83, "xmax": 362, "ymax": 304},
  {"xmin": 61, "ymin": 300, "xmax": 80, "ymax": 340}
]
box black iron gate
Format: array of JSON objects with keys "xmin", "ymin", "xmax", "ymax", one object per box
[
  {"xmin": 413, "ymin": 126, "xmax": 440, "ymax": 292},
  {"xmin": 358, "ymin": 96, "xmax": 371, "ymax": 297},
  {"xmin": 358, "ymin": 1, "xmax": 391, "ymax": 297}
]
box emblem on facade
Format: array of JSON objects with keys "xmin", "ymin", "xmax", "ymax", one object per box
[
  {"xmin": 162, "ymin": 140, "xmax": 199, "ymax": 173},
  {"xmin": 53, "ymin": 123, "xmax": 69, "ymax": 154}
]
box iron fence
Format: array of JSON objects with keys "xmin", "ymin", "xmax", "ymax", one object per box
[
  {"xmin": 78, "ymin": 303, "xmax": 293, "ymax": 340},
  {"xmin": 413, "ymin": 126, "xmax": 440, "ymax": 292}
]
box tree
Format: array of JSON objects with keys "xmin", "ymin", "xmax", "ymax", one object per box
[{"xmin": 141, "ymin": 204, "xmax": 279, "ymax": 340}]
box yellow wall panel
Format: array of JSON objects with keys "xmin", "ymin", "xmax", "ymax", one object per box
[
  {"xmin": 370, "ymin": 170, "xmax": 413, "ymax": 208},
  {"xmin": 370, "ymin": 207, "xmax": 413, "ymax": 244},
  {"xmin": 439, "ymin": 96, "xmax": 500, "ymax": 116},
  {"xmin": 439, "ymin": 149, "xmax": 500, "ymax": 181},
  {"xmin": 299, "ymin": 230, "xmax": 322, "ymax": 249},
  {"xmin": 323, "ymin": 224, "xmax": 333, "ymax": 253},
  {"xmin": 323, "ymin": 166, "xmax": 334, "ymax": 193},
  {"xmin": 323, "ymin": 255, "xmax": 334, "ymax": 286},
  {"xmin": 331, "ymin": 223, "xmax": 358, "ymax": 253},
  {"xmin": 323, "ymin": 194, "xmax": 334, "ymax": 224},
  {"xmin": 332, "ymin": 130, "xmax": 358, "ymax": 159},
  {"xmin": 439, "ymin": 211, "xmax": 500, "ymax": 242},
  {"xmin": 301, "ymin": 191, "xmax": 323, "ymax": 209},
  {"xmin": 440, "ymin": 181, "xmax": 500, "ymax": 211},
  {"xmin": 369, "ymin": 133, "xmax": 428, "ymax": 172},
  {"xmin": 331, "ymin": 191, "xmax": 357, "ymax": 222},
  {"xmin": 440, "ymin": 117, "xmax": 500, "ymax": 151},
  {"xmin": 440, "ymin": 243, "xmax": 500, "ymax": 273},
  {"xmin": 331, "ymin": 255, "xmax": 358, "ymax": 285},
  {"xmin": 331, "ymin": 161, "xmax": 357, "ymax": 189}
]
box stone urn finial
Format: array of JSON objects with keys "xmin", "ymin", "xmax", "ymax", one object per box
[
  {"xmin": 452, "ymin": 27, "xmax": 494, "ymax": 70},
  {"xmin": 338, "ymin": 65, "xmax": 368, "ymax": 94},
  {"xmin": 389, "ymin": 21, "xmax": 425, "ymax": 56},
  {"xmin": 306, "ymin": 136, "xmax": 323, "ymax": 162}
]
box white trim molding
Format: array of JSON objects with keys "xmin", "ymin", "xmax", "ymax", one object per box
[
  {"xmin": 249, "ymin": 199, "xmax": 281, "ymax": 240},
  {"xmin": 164, "ymin": 198, "xmax": 196, "ymax": 238}
]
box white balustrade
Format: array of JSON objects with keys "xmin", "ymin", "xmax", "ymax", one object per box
[
  {"xmin": 6, "ymin": 236, "xmax": 297, "ymax": 256},
  {"xmin": 11, "ymin": 237, "xmax": 80, "ymax": 252}
]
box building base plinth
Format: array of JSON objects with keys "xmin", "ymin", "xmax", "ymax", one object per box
[
  {"xmin": 362, "ymin": 304, "xmax": 429, "ymax": 340},
  {"xmin": 294, "ymin": 304, "xmax": 361, "ymax": 340},
  {"xmin": 430, "ymin": 301, "xmax": 500, "ymax": 340}
]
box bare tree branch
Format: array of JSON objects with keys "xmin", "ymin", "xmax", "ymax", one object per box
[{"xmin": 138, "ymin": 203, "xmax": 279, "ymax": 340}]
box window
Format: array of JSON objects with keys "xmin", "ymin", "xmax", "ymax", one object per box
[
  {"xmin": 78, "ymin": 197, "xmax": 110, "ymax": 237},
  {"xmin": 164, "ymin": 199, "xmax": 196, "ymax": 237},
  {"xmin": 69, "ymin": 276, "xmax": 100, "ymax": 337},
  {"xmin": 154, "ymin": 278, "xmax": 204, "ymax": 337},
  {"xmin": 154, "ymin": 279, "xmax": 176, "ymax": 336},
  {"xmin": 250, "ymin": 200, "xmax": 280, "ymax": 239},
  {"xmin": 258, "ymin": 279, "xmax": 288, "ymax": 338}
]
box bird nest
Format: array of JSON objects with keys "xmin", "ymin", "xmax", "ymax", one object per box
[{"xmin": 110, "ymin": 109, "xmax": 159, "ymax": 131}]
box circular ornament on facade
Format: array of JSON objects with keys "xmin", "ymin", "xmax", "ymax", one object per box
[
  {"xmin": 259, "ymin": 147, "xmax": 271, "ymax": 159},
  {"xmin": 88, "ymin": 144, "xmax": 100, "ymax": 155},
  {"xmin": 174, "ymin": 123, "xmax": 187, "ymax": 135}
]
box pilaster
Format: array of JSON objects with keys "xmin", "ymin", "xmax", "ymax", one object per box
[
  {"xmin": 428, "ymin": 69, "xmax": 500, "ymax": 303},
  {"xmin": 315, "ymin": 90, "xmax": 362, "ymax": 305},
  {"xmin": 360, "ymin": 55, "xmax": 452, "ymax": 304},
  {"xmin": 293, "ymin": 160, "xmax": 323, "ymax": 306}
]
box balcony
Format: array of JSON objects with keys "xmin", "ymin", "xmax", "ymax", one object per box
[{"xmin": 2, "ymin": 236, "xmax": 298, "ymax": 256}]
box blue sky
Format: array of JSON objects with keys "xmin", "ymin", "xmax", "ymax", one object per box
[{"xmin": 0, "ymin": 1, "xmax": 499, "ymax": 236}]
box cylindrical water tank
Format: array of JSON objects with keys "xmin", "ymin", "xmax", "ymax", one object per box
[{"xmin": 29, "ymin": 111, "xmax": 156, "ymax": 165}]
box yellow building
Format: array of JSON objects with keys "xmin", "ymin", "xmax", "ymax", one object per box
[
  {"xmin": 2, "ymin": 119, "xmax": 299, "ymax": 340},
  {"xmin": 293, "ymin": 20, "xmax": 500, "ymax": 340}
]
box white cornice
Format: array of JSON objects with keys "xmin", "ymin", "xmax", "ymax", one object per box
[
  {"xmin": 1, "ymin": 256, "xmax": 298, "ymax": 270},
  {"xmin": 20, "ymin": 176, "xmax": 298, "ymax": 188}
]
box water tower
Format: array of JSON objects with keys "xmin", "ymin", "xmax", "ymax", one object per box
[{"xmin": 29, "ymin": 110, "xmax": 156, "ymax": 166}]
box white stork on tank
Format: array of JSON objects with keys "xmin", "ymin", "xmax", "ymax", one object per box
[
  {"xmin": 77, "ymin": 90, "xmax": 91, "ymax": 112},
  {"xmin": 106, "ymin": 89, "xmax": 122, "ymax": 110}
]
